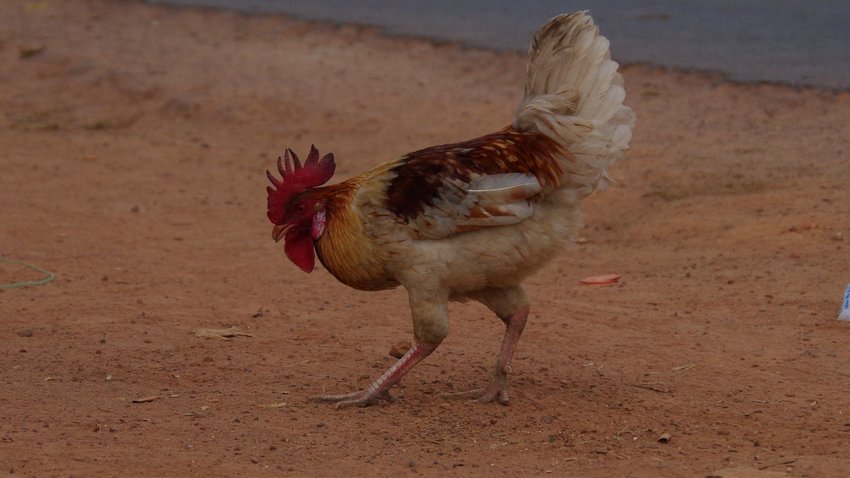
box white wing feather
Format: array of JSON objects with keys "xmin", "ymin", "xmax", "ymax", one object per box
[{"xmin": 407, "ymin": 173, "xmax": 542, "ymax": 239}]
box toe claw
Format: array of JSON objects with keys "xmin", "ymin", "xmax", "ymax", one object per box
[
  {"xmin": 470, "ymin": 388, "xmax": 507, "ymax": 405},
  {"xmin": 312, "ymin": 388, "xmax": 396, "ymax": 408},
  {"xmin": 444, "ymin": 377, "xmax": 509, "ymax": 405},
  {"xmin": 333, "ymin": 398, "xmax": 369, "ymax": 409},
  {"xmin": 310, "ymin": 391, "xmax": 362, "ymax": 403}
]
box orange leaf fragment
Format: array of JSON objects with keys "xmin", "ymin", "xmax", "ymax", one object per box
[{"xmin": 579, "ymin": 274, "xmax": 621, "ymax": 286}]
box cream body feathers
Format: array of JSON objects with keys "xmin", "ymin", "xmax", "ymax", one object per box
[{"xmin": 383, "ymin": 12, "xmax": 630, "ymax": 289}]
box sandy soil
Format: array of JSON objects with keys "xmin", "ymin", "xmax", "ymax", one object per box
[{"xmin": 2, "ymin": 1, "xmax": 850, "ymax": 476}]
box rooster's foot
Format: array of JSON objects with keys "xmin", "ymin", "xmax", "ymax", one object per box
[
  {"xmin": 310, "ymin": 342, "xmax": 438, "ymax": 408},
  {"xmin": 311, "ymin": 389, "xmax": 396, "ymax": 408},
  {"xmin": 444, "ymin": 375, "xmax": 509, "ymax": 405}
]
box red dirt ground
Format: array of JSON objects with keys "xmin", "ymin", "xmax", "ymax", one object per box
[{"xmin": 2, "ymin": 1, "xmax": 850, "ymax": 476}]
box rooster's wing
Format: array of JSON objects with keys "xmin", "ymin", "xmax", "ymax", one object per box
[{"xmin": 377, "ymin": 127, "xmax": 566, "ymax": 240}]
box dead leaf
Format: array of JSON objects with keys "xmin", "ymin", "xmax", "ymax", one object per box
[
  {"xmin": 193, "ymin": 326, "xmax": 253, "ymax": 340},
  {"xmin": 132, "ymin": 395, "xmax": 159, "ymax": 403},
  {"xmin": 579, "ymin": 274, "xmax": 621, "ymax": 286},
  {"xmin": 628, "ymin": 382, "xmax": 671, "ymax": 393},
  {"xmin": 672, "ymin": 363, "xmax": 695, "ymax": 372},
  {"xmin": 258, "ymin": 402, "xmax": 288, "ymax": 409},
  {"xmin": 707, "ymin": 466, "xmax": 789, "ymax": 478}
]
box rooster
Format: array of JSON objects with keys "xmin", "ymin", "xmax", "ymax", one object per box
[{"xmin": 266, "ymin": 12, "xmax": 634, "ymax": 407}]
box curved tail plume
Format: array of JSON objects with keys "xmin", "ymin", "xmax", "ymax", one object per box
[{"xmin": 514, "ymin": 11, "xmax": 635, "ymax": 198}]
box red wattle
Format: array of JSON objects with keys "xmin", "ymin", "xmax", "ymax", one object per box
[{"xmin": 284, "ymin": 228, "xmax": 315, "ymax": 272}]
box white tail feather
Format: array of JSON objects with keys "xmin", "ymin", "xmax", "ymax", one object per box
[{"xmin": 514, "ymin": 11, "xmax": 635, "ymax": 197}]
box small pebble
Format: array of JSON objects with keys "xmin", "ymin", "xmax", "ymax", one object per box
[
  {"xmin": 19, "ymin": 44, "xmax": 45, "ymax": 59},
  {"xmin": 389, "ymin": 339, "xmax": 412, "ymax": 359}
]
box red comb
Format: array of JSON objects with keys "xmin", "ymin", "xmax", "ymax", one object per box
[{"xmin": 266, "ymin": 145, "xmax": 335, "ymax": 224}]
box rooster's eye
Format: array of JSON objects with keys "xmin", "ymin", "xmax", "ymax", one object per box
[{"xmin": 294, "ymin": 204, "xmax": 307, "ymax": 214}]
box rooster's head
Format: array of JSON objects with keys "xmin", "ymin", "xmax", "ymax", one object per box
[{"xmin": 266, "ymin": 145, "xmax": 335, "ymax": 272}]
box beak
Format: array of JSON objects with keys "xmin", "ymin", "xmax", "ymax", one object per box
[{"xmin": 272, "ymin": 224, "xmax": 291, "ymax": 243}]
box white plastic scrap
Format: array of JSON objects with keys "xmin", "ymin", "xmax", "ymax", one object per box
[{"xmin": 839, "ymin": 283, "xmax": 850, "ymax": 321}]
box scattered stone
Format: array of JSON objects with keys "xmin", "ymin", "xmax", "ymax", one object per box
[
  {"xmin": 19, "ymin": 44, "xmax": 45, "ymax": 59},
  {"xmin": 389, "ymin": 339, "xmax": 412, "ymax": 359},
  {"xmin": 242, "ymin": 304, "xmax": 280, "ymax": 319},
  {"xmin": 658, "ymin": 433, "xmax": 671, "ymax": 443},
  {"xmin": 16, "ymin": 329, "xmax": 33, "ymax": 337},
  {"xmin": 132, "ymin": 395, "xmax": 159, "ymax": 403}
]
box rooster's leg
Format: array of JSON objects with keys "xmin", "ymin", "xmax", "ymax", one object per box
[
  {"xmin": 453, "ymin": 306, "xmax": 529, "ymax": 404},
  {"xmin": 312, "ymin": 341, "xmax": 438, "ymax": 408},
  {"xmin": 314, "ymin": 287, "xmax": 448, "ymax": 408},
  {"xmin": 449, "ymin": 286, "xmax": 530, "ymax": 404}
]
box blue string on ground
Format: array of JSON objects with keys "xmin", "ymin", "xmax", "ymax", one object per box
[{"xmin": 0, "ymin": 258, "xmax": 56, "ymax": 289}]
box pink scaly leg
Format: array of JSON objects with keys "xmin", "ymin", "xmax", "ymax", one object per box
[
  {"xmin": 450, "ymin": 306, "xmax": 529, "ymax": 405},
  {"xmin": 312, "ymin": 341, "xmax": 438, "ymax": 408}
]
